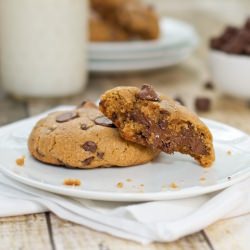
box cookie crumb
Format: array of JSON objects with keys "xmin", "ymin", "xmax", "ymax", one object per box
[
  {"xmin": 63, "ymin": 178, "xmax": 81, "ymax": 186},
  {"xmin": 227, "ymin": 150, "xmax": 232, "ymax": 155},
  {"xmin": 200, "ymin": 176, "xmax": 206, "ymax": 182},
  {"xmin": 195, "ymin": 97, "xmax": 211, "ymax": 112},
  {"xmin": 204, "ymin": 81, "xmax": 214, "ymax": 90},
  {"xmin": 169, "ymin": 182, "xmax": 178, "ymax": 189},
  {"xmin": 126, "ymin": 178, "xmax": 132, "ymax": 182},
  {"xmin": 16, "ymin": 156, "xmax": 25, "ymax": 167},
  {"xmin": 116, "ymin": 182, "xmax": 124, "ymax": 188}
]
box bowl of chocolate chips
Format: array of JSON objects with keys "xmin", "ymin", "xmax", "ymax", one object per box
[{"xmin": 209, "ymin": 17, "xmax": 250, "ymax": 99}]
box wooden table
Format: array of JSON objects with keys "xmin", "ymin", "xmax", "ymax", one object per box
[{"xmin": 0, "ymin": 1, "xmax": 250, "ymax": 249}]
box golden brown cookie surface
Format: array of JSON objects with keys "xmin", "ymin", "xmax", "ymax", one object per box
[
  {"xmin": 28, "ymin": 102, "xmax": 159, "ymax": 168},
  {"xmin": 100, "ymin": 85, "xmax": 215, "ymax": 167}
]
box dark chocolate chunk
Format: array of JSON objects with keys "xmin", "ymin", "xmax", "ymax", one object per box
[
  {"xmin": 129, "ymin": 110, "xmax": 151, "ymax": 127},
  {"xmin": 158, "ymin": 119, "xmax": 168, "ymax": 130},
  {"xmin": 174, "ymin": 96, "xmax": 185, "ymax": 106},
  {"xmin": 210, "ymin": 20, "xmax": 250, "ymax": 55},
  {"xmin": 223, "ymin": 26, "xmax": 239, "ymax": 41},
  {"xmin": 97, "ymin": 152, "xmax": 104, "ymax": 159},
  {"xmin": 82, "ymin": 141, "xmax": 97, "ymax": 153},
  {"xmin": 112, "ymin": 112, "xmax": 117, "ymax": 120},
  {"xmin": 244, "ymin": 45, "xmax": 250, "ymax": 55},
  {"xmin": 210, "ymin": 37, "xmax": 223, "ymax": 50},
  {"xmin": 137, "ymin": 84, "xmax": 160, "ymax": 102},
  {"xmin": 82, "ymin": 156, "xmax": 95, "ymax": 166},
  {"xmin": 204, "ymin": 81, "xmax": 214, "ymax": 90},
  {"xmin": 222, "ymin": 36, "xmax": 245, "ymax": 54},
  {"xmin": 159, "ymin": 109, "xmax": 169, "ymax": 115},
  {"xmin": 80, "ymin": 123, "xmax": 89, "ymax": 130},
  {"xmin": 94, "ymin": 116, "xmax": 116, "ymax": 127},
  {"xmin": 56, "ymin": 111, "xmax": 78, "ymax": 123},
  {"xmin": 244, "ymin": 17, "xmax": 250, "ymax": 30},
  {"xmin": 195, "ymin": 97, "xmax": 211, "ymax": 112}
]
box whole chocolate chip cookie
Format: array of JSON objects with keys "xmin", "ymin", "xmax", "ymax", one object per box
[
  {"xmin": 28, "ymin": 102, "xmax": 159, "ymax": 169},
  {"xmin": 99, "ymin": 85, "xmax": 215, "ymax": 167},
  {"xmin": 90, "ymin": 0, "xmax": 160, "ymax": 41}
]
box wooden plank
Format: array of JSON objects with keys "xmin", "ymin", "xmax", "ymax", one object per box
[
  {"xmin": 0, "ymin": 213, "xmax": 53, "ymax": 250},
  {"xmin": 204, "ymin": 213, "xmax": 250, "ymax": 250},
  {"xmin": 49, "ymin": 214, "xmax": 211, "ymax": 250}
]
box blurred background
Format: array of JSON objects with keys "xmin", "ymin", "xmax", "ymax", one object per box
[{"xmin": 0, "ymin": 0, "xmax": 249, "ymax": 132}]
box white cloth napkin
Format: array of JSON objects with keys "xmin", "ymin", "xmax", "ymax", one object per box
[
  {"xmin": 0, "ymin": 107, "xmax": 249, "ymax": 244},
  {"xmin": 0, "ymin": 175, "xmax": 249, "ymax": 244}
]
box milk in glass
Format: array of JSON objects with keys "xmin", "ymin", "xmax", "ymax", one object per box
[{"xmin": 0, "ymin": 0, "xmax": 88, "ymax": 97}]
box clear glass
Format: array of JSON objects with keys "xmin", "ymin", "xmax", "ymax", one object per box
[{"xmin": 0, "ymin": 0, "xmax": 88, "ymax": 97}]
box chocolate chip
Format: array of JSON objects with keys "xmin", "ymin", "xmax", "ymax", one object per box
[
  {"xmin": 223, "ymin": 26, "xmax": 239, "ymax": 40},
  {"xmin": 80, "ymin": 123, "xmax": 89, "ymax": 130},
  {"xmin": 97, "ymin": 152, "xmax": 104, "ymax": 159},
  {"xmin": 94, "ymin": 116, "xmax": 116, "ymax": 127},
  {"xmin": 195, "ymin": 97, "xmax": 211, "ymax": 112},
  {"xmin": 210, "ymin": 20, "xmax": 250, "ymax": 55},
  {"xmin": 56, "ymin": 111, "xmax": 78, "ymax": 123},
  {"xmin": 159, "ymin": 109, "xmax": 169, "ymax": 115},
  {"xmin": 82, "ymin": 141, "xmax": 97, "ymax": 153},
  {"xmin": 204, "ymin": 81, "xmax": 214, "ymax": 90},
  {"xmin": 210, "ymin": 37, "xmax": 224, "ymax": 50},
  {"xmin": 137, "ymin": 84, "xmax": 160, "ymax": 102},
  {"xmin": 129, "ymin": 110, "xmax": 150, "ymax": 127},
  {"xmin": 244, "ymin": 45, "xmax": 250, "ymax": 55},
  {"xmin": 244, "ymin": 17, "xmax": 250, "ymax": 30},
  {"xmin": 82, "ymin": 156, "xmax": 95, "ymax": 166},
  {"xmin": 174, "ymin": 96, "xmax": 185, "ymax": 106},
  {"xmin": 112, "ymin": 113, "xmax": 117, "ymax": 120},
  {"xmin": 222, "ymin": 37, "xmax": 245, "ymax": 54},
  {"xmin": 158, "ymin": 119, "xmax": 168, "ymax": 130}
]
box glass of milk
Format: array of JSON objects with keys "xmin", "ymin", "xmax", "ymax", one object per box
[{"xmin": 0, "ymin": 0, "xmax": 88, "ymax": 98}]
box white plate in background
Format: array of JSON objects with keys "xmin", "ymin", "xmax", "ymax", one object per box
[{"xmin": 88, "ymin": 18, "xmax": 198, "ymax": 72}]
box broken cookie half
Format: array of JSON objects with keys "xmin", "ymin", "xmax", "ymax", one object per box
[{"xmin": 99, "ymin": 85, "xmax": 215, "ymax": 167}]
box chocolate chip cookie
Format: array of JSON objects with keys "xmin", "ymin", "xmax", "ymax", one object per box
[
  {"xmin": 89, "ymin": 11, "xmax": 129, "ymax": 42},
  {"xmin": 99, "ymin": 85, "xmax": 215, "ymax": 167},
  {"xmin": 90, "ymin": 0, "xmax": 160, "ymax": 41},
  {"xmin": 28, "ymin": 102, "xmax": 159, "ymax": 169}
]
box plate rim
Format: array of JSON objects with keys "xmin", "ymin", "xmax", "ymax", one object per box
[{"xmin": 0, "ymin": 164, "xmax": 249, "ymax": 201}]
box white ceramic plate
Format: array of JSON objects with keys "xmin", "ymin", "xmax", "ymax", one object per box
[
  {"xmin": 89, "ymin": 46, "xmax": 195, "ymax": 72},
  {"xmin": 0, "ymin": 114, "xmax": 249, "ymax": 202},
  {"xmin": 88, "ymin": 18, "xmax": 198, "ymax": 72}
]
